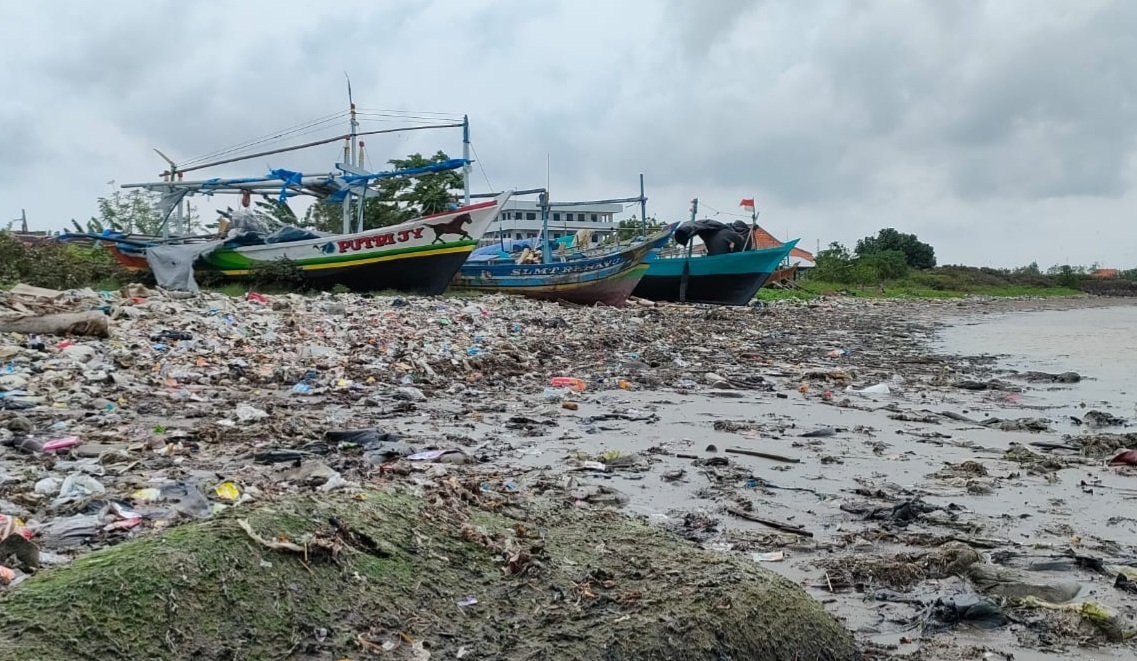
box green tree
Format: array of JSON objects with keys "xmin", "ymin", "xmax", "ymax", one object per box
[
  {"xmin": 303, "ymin": 150, "xmax": 463, "ymax": 233},
  {"xmin": 388, "ymin": 151, "xmax": 463, "ymax": 215},
  {"xmin": 810, "ymin": 242, "xmax": 855, "ymax": 283},
  {"xmin": 615, "ymin": 216, "xmax": 662, "ymax": 241},
  {"xmin": 72, "ymin": 218, "xmax": 109, "ymax": 234},
  {"xmin": 855, "ymin": 228, "xmax": 936, "ymax": 269},
  {"xmin": 848, "ymin": 260, "xmax": 880, "ymax": 286},
  {"xmin": 253, "ymin": 198, "xmax": 297, "ymax": 226},
  {"xmin": 859, "ymin": 249, "xmax": 909, "ymax": 280},
  {"xmin": 86, "ymin": 189, "xmax": 200, "ymax": 236},
  {"xmin": 1047, "ymin": 264, "xmax": 1086, "ymax": 288},
  {"xmin": 1013, "ymin": 262, "xmax": 1041, "ymax": 276}
]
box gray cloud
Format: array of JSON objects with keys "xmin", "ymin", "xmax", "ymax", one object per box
[{"xmin": 2, "ymin": 0, "xmax": 1136, "ymax": 267}]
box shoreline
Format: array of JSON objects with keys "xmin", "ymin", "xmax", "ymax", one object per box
[{"xmin": 1, "ymin": 287, "xmax": 1136, "ymax": 658}]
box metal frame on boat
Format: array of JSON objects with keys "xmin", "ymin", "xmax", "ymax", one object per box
[
  {"xmin": 452, "ymin": 176, "xmax": 674, "ymax": 306},
  {"xmin": 75, "ymin": 102, "xmax": 511, "ymax": 293}
]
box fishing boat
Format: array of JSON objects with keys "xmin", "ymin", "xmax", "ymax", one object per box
[
  {"xmin": 72, "ymin": 102, "xmax": 511, "ymax": 294},
  {"xmin": 765, "ymin": 264, "xmax": 799, "ymax": 288},
  {"xmin": 97, "ymin": 188, "xmax": 508, "ymax": 294},
  {"xmin": 454, "ymin": 227, "xmax": 673, "ymax": 305},
  {"xmin": 452, "ymin": 176, "xmax": 674, "ymax": 306},
  {"xmin": 632, "ymin": 198, "xmax": 800, "ymax": 306}
]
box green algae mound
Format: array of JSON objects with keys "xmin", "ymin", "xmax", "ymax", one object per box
[{"xmin": 0, "ymin": 489, "xmax": 856, "ymax": 660}]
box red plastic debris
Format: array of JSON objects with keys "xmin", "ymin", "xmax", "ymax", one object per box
[{"xmin": 1108, "ymin": 450, "xmax": 1137, "ymax": 467}]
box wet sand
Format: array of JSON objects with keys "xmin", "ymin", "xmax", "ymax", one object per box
[{"xmin": 419, "ymin": 295, "xmax": 1137, "ymax": 659}]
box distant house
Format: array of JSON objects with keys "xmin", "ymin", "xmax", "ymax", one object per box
[
  {"xmin": 1091, "ymin": 268, "xmax": 1120, "ymax": 279},
  {"xmin": 749, "ymin": 226, "xmax": 815, "ymax": 268}
]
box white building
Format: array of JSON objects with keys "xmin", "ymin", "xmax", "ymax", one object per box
[{"xmin": 482, "ymin": 200, "xmax": 624, "ymax": 246}]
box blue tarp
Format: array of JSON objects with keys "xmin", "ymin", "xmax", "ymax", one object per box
[
  {"xmin": 467, "ymin": 238, "xmax": 538, "ymax": 262},
  {"xmin": 466, "ymin": 236, "xmax": 581, "ymax": 262},
  {"xmin": 267, "ymin": 169, "xmax": 304, "ymax": 204}
]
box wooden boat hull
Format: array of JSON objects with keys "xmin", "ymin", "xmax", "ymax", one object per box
[
  {"xmin": 633, "ymin": 240, "xmax": 799, "ymax": 305},
  {"xmin": 765, "ymin": 264, "xmax": 799, "ymax": 287},
  {"xmin": 452, "ymin": 229, "xmax": 673, "ymax": 306},
  {"xmin": 107, "ymin": 195, "xmax": 508, "ymax": 294},
  {"xmin": 108, "ymin": 244, "xmax": 151, "ymax": 271}
]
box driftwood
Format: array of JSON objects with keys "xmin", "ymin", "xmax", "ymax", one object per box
[
  {"xmin": 0, "ymin": 311, "xmax": 109, "ymax": 338},
  {"xmin": 726, "ymin": 507, "xmax": 814, "ymax": 537},
  {"xmin": 725, "ymin": 447, "xmax": 801, "ymax": 464}
]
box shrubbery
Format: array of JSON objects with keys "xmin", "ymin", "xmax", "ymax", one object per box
[
  {"xmin": 806, "ymin": 228, "xmax": 1094, "ymax": 292},
  {"xmin": 0, "ymin": 233, "xmax": 132, "ymax": 290}
]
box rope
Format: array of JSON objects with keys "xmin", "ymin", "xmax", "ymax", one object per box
[
  {"xmin": 180, "ymin": 111, "xmax": 350, "ymax": 167},
  {"xmin": 469, "ymin": 142, "xmax": 494, "ymax": 192}
]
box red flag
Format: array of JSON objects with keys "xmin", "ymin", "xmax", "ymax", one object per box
[{"xmin": 739, "ymin": 198, "xmax": 755, "ymax": 210}]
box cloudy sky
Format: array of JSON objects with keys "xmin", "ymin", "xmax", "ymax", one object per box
[{"xmin": 2, "ymin": 0, "xmax": 1135, "ymax": 268}]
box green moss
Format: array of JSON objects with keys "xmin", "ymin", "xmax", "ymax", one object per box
[{"xmin": 0, "ymin": 490, "xmax": 857, "ymax": 661}]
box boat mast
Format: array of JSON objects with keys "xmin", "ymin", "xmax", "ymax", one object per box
[
  {"xmin": 742, "ymin": 196, "xmax": 760, "ymax": 251},
  {"xmin": 541, "ymin": 154, "xmax": 551, "ymax": 263},
  {"xmin": 154, "ymin": 148, "xmax": 182, "ymax": 238},
  {"xmin": 462, "ymin": 115, "xmax": 471, "ymax": 205},
  {"xmin": 639, "ymin": 174, "xmax": 647, "ymax": 238},
  {"xmin": 539, "ymin": 190, "xmax": 551, "ymax": 263},
  {"xmin": 679, "ymin": 197, "xmax": 698, "ymax": 302},
  {"xmin": 342, "ymin": 75, "xmax": 359, "ymax": 234},
  {"xmin": 688, "ymin": 197, "xmax": 698, "ymax": 258}
]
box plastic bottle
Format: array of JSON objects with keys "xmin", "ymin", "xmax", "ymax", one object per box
[{"xmin": 549, "ymin": 377, "xmax": 586, "ymax": 392}]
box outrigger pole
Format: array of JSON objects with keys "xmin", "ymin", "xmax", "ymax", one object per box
[
  {"xmin": 128, "ymin": 95, "xmax": 468, "ymax": 236},
  {"xmin": 169, "ymin": 124, "xmax": 465, "ymax": 176}
]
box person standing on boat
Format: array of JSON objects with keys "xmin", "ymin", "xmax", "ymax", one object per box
[{"xmin": 447, "ymin": 196, "xmax": 460, "ymax": 211}]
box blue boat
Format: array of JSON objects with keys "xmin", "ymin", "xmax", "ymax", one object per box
[
  {"xmin": 632, "ymin": 198, "xmax": 800, "ymax": 305},
  {"xmin": 453, "ymin": 227, "xmax": 674, "ymax": 306},
  {"xmin": 453, "ymin": 176, "xmax": 677, "ymax": 306}
]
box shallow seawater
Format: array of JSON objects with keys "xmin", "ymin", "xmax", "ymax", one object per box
[{"xmin": 938, "ymin": 304, "xmax": 1137, "ymax": 430}]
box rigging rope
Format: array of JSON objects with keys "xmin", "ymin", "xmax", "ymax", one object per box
[
  {"xmin": 180, "ymin": 111, "xmax": 350, "ymax": 167},
  {"xmin": 469, "ymin": 142, "xmax": 494, "ymax": 192}
]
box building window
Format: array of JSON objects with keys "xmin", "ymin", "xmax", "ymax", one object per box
[
  {"xmin": 553, "ymin": 213, "xmax": 561, "ymax": 221},
  {"xmin": 590, "ymin": 214, "xmax": 598, "ymax": 222},
  {"xmin": 526, "ymin": 212, "xmax": 536, "ymax": 220}
]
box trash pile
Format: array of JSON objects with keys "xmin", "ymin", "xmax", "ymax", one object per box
[
  {"xmin": 2, "ymin": 282, "xmax": 1136, "ymax": 660},
  {"xmin": 0, "ymin": 284, "xmax": 970, "ymax": 579}
]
